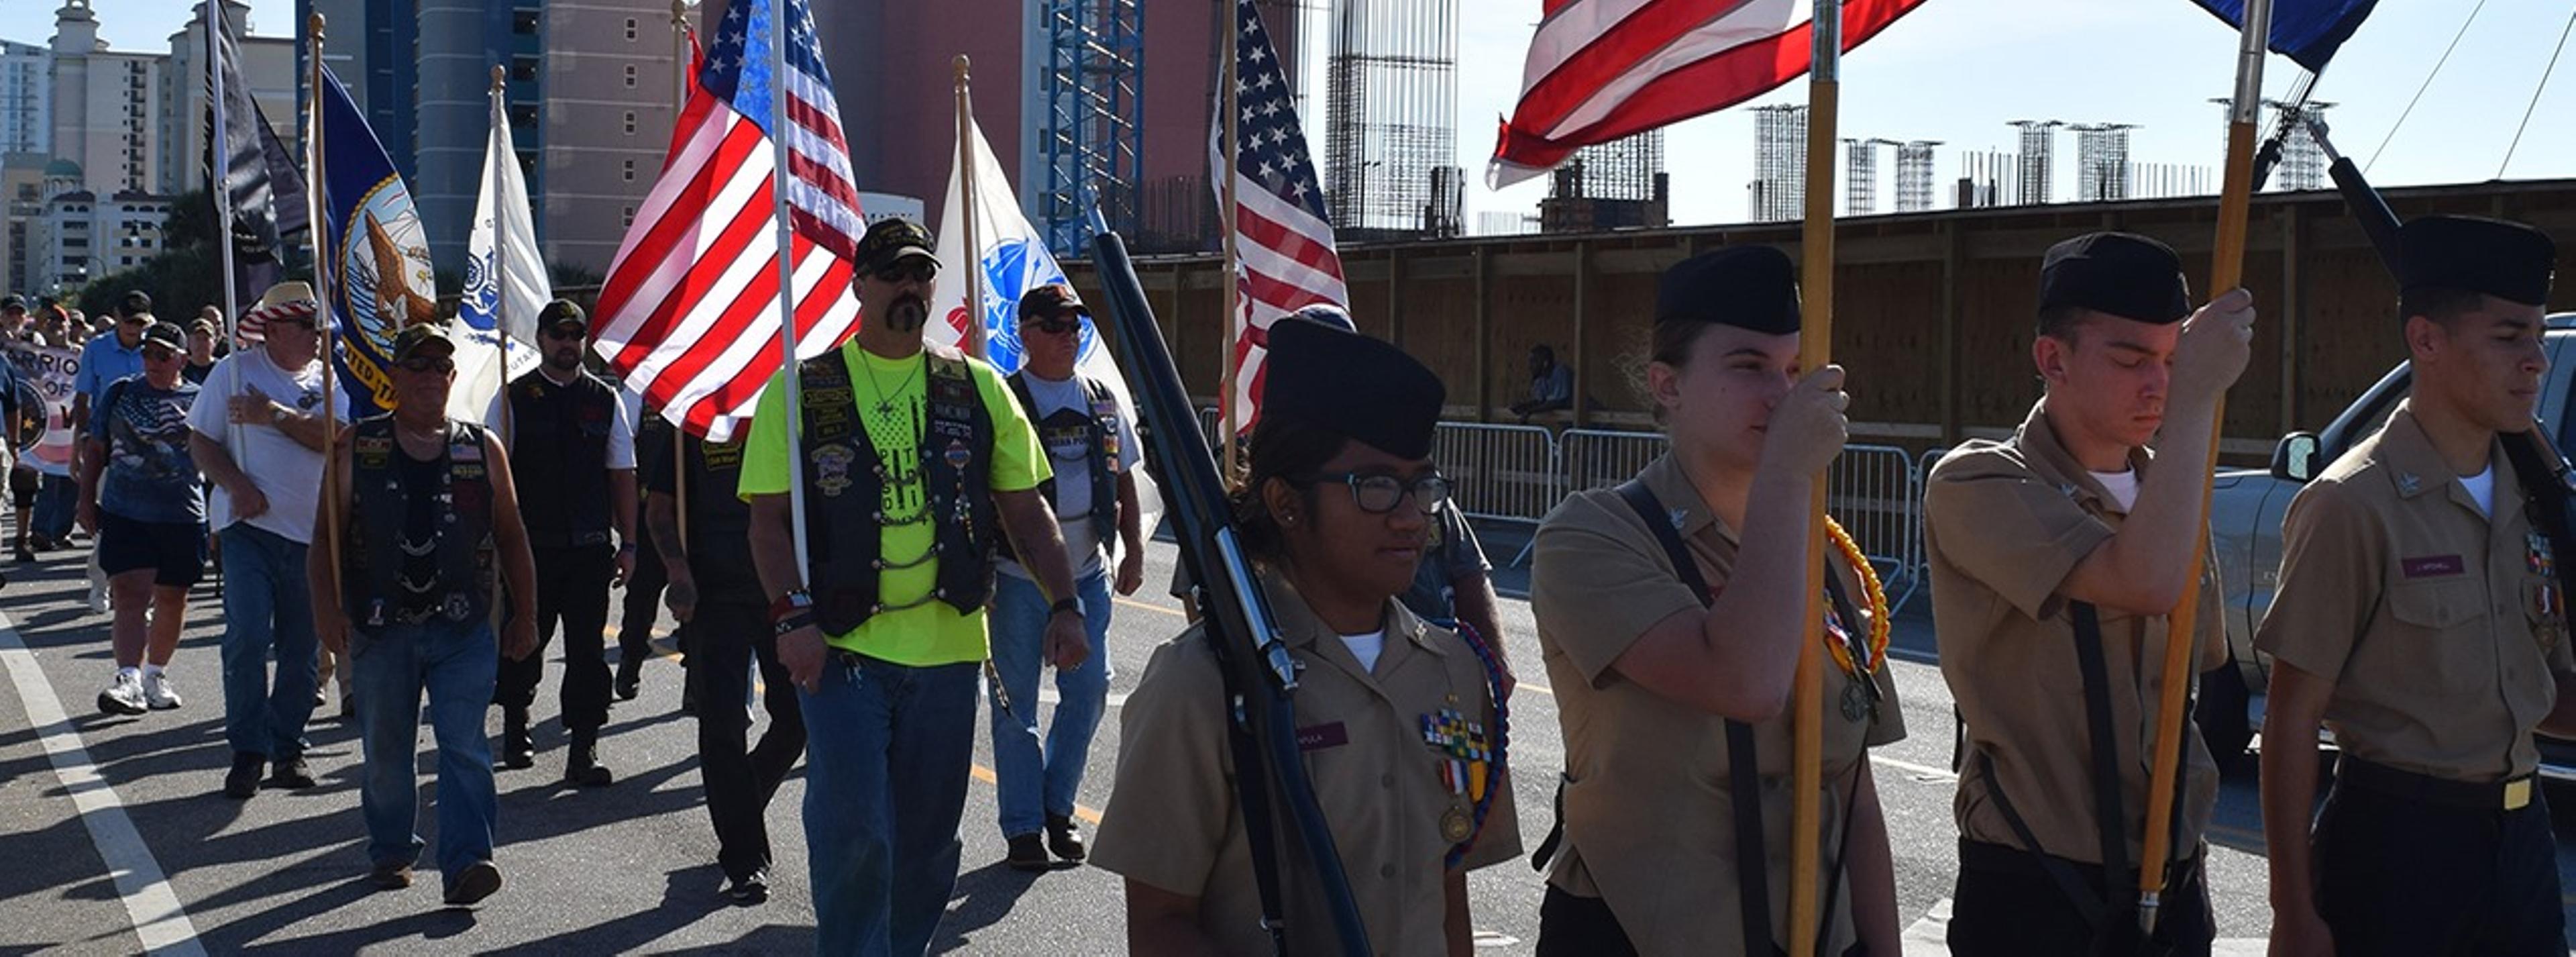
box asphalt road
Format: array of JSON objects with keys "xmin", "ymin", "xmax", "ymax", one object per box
[{"xmin": 6, "ymin": 521, "xmax": 2576, "ymax": 954}]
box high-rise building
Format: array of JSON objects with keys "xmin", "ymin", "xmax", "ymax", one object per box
[
  {"xmin": 1322, "ymin": 0, "xmax": 1457, "ymax": 242},
  {"xmin": 0, "ymin": 153, "xmax": 52, "ymax": 293},
  {"xmin": 0, "ymin": 40, "xmax": 50, "ymax": 156},
  {"xmin": 1893, "ymin": 140, "xmax": 1938, "ymax": 213},
  {"xmin": 2071, "ymin": 123, "xmax": 2136, "ymax": 203},
  {"xmin": 1750, "ymin": 104, "xmax": 1806, "ymax": 222},
  {"xmin": 156, "ymin": 1, "xmax": 296, "ymax": 197},
  {"xmin": 307, "ymin": 0, "xmax": 420, "ymax": 179},
  {"xmin": 1540, "ymin": 131, "xmax": 1666, "ymax": 232},
  {"xmin": 2008, "ymin": 119, "xmax": 2061, "ymax": 205},
  {"xmin": 49, "ymin": 0, "xmax": 168, "ymax": 195}
]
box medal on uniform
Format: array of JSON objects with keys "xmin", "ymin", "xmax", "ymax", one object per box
[{"xmin": 1440, "ymin": 805, "xmax": 1473, "ymax": 844}]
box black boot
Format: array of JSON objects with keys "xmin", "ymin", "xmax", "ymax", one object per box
[
  {"xmin": 613, "ymin": 656, "xmax": 642, "ymax": 702},
  {"xmin": 500, "ymin": 707, "xmax": 535, "ymax": 770},
  {"xmin": 564, "ymin": 727, "xmax": 613, "ymax": 787}
]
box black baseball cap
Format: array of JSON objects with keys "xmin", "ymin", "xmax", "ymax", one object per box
[
  {"xmin": 140, "ymin": 321, "xmax": 186, "ymax": 350},
  {"xmin": 1017, "ymin": 283, "xmax": 1089, "ymax": 321},
  {"xmin": 855, "ymin": 219, "xmax": 938, "ymax": 273},
  {"xmin": 391, "ymin": 323, "xmax": 458, "ymax": 362},
  {"xmin": 539, "ymin": 299, "xmax": 588, "ymax": 334}
]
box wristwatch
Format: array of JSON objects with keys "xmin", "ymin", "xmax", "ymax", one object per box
[
  {"xmin": 1049, "ymin": 596, "xmax": 1083, "ymax": 619},
  {"xmin": 769, "ymin": 589, "xmax": 814, "ymax": 624}
]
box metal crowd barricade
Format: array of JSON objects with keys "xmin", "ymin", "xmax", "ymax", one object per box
[
  {"xmin": 1907, "ymin": 446, "xmax": 1956, "ymax": 609},
  {"xmin": 1825, "ymin": 445, "xmax": 1921, "ymax": 609},
  {"xmin": 1197, "ymin": 405, "xmax": 1222, "ymax": 450},
  {"xmin": 1559, "ymin": 428, "xmax": 1672, "ymax": 493},
  {"xmin": 1432, "ymin": 422, "xmax": 1560, "ymax": 523}
]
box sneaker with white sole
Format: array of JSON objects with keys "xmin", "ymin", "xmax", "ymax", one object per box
[
  {"xmin": 97, "ymin": 672, "xmax": 147, "ymax": 715},
  {"xmin": 142, "ymin": 670, "xmax": 182, "ymax": 710}
]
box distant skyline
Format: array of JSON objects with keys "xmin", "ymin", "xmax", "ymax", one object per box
[{"xmin": 11, "ymin": 0, "xmax": 2572, "ymax": 229}]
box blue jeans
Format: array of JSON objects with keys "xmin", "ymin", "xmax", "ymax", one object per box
[
  {"xmin": 352, "ymin": 617, "xmax": 500, "ymax": 877},
  {"xmin": 797, "ymin": 654, "xmax": 977, "ymax": 957},
  {"xmin": 32, "ymin": 473, "xmax": 74, "ymax": 539},
  {"xmin": 985, "ymin": 571, "xmax": 1112, "ymax": 837},
  {"xmin": 217, "ymin": 524, "xmax": 317, "ymax": 760}
]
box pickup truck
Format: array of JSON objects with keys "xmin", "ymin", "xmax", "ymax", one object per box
[{"xmin": 2204, "ymin": 312, "xmax": 2576, "ymax": 776}]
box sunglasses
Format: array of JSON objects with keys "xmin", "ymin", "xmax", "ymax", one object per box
[
  {"xmin": 542, "ymin": 325, "xmax": 586, "ymax": 341},
  {"xmin": 142, "ymin": 346, "xmax": 178, "ymax": 361},
  {"xmin": 398, "ymin": 355, "xmax": 455, "ymax": 374},
  {"xmin": 872, "ymin": 260, "xmax": 936, "ymax": 284},
  {"xmin": 1297, "ymin": 471, "xmax": 1452, "ymax": 515},
  {"xmin": 1021, "ymin": 316, "xmax": 1081, "ymax": 336}
]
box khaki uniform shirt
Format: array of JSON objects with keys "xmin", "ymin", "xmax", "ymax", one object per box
[
  {"xmin": 2255, "ymin": 401, "xmax": 2574, "ymax": 782},
  {"xmin": 1924, "ymin": 400, "xmax": 2224, "ymax": 866},
  {"xmin": 1091, "ymin": 572, "xmax": 1522, "ymax": 956},
  {"xmin": 1529, "ymin": 454, "xmax": 1905, "ymax": 956}
]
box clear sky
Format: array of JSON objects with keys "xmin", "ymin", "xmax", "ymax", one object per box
[{"xmin": 13, "ymin": 0, "xmax": 2572, "ymax": 228}]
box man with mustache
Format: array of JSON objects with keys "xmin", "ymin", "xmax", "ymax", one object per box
[
  {"xmin": 489, "ymin": 299, "xmax": 640, "ymax": 787},
  {"xmin": 740, "ymin": 217, "xmax": 1084, "ymax": 954},
  {"xmin": 1924, "ymin": 232, "xmax": 2253, "ymax": 954}
]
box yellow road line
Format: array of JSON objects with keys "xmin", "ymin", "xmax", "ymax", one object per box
[{"xmin": 971, "ymin": 764, "xmax": 1105, "ymax": 825}]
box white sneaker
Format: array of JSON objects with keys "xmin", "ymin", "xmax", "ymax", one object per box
[
  {"xmin": 97, "ymin": 672, "xmax": 146, "ymax": 715},
  {"xmin": 142, "ymin": 670, "xmax": 182, "ymax": 710}
]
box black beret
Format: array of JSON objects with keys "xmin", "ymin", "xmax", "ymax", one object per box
[
  {"xmin": 1656, "ymin": 246, "xmax": 1800, "ymax": 334},
  {"xmin": 1263, "ymin": 318, "xmax": 1444, "ymax": 460},
  {"xmin": 2039, "ymin": 232, "xmax": 2191, "ymax": 324},
  {"xmin": 2400, "ymin": 215, "xmax": 2555, "ymax": 307}
]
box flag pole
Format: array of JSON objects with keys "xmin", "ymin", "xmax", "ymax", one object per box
[
  {"xmin": 307, "ymin": 11, "xmax": 341, "ymax": 595},
  {"xmin": 954, "ymin": 54, "xmax": 988, "ymax": 360},
  {"xmin": 1788, "ymin": 2, "xmax": 1841, "ymax": 954},
  {"xmin": 1218, "ymin": 0, "xmax": 1243, "ymax": 479},
  {"xmin": 763, "ymin": 0, "xmax": 812, "ymax": 582},
  {"xmin": 2142, "ymin": 0, "xmax": 2271, "ymax": 934},
  {"xmin": 487, "ymin": 66, "xmax": 517, "ymax": 450},
  {"xmin": 669, "ymin": 0, "xmax": 690, "ymax": 556},
  {"xmin": 207, "ymin": 2, "xmax": 239, "ymax": 347}
]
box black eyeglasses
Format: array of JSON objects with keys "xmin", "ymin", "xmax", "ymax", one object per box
[
  {"xmin": 873, "ymin": 260, "xmax": 936, "ymax": 285},
  {"xmin": 398, "ymin": 355, "xmax": 455, "ymax": 374},
  {"xmin": 1021, "ymin": 316, "xmax": 1079, "ymax": 336},
  {"xmin": 1297, "ymin": 471, "xmax": 1451, "ymax": 515}
]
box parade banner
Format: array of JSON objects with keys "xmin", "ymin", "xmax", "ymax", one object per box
[{"xmin": 4, "ymin": 342, "xmax": 78, "ymax": 477}]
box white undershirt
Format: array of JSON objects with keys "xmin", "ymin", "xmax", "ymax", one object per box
[
  {"xmin": 2462, "ymin": 465, "xmax": 2496, "ymax": 517},
  {"xmin": 2091, "ymin": 468, "xmax": 2140, "ymax": 512},
  {"xmin": 1340, "ymin": 631, "xmax": 1387, "ymax": 673}
]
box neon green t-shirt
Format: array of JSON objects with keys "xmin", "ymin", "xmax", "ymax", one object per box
[{"xmin": 739, "ymin": 342, "xmax": 1048, "ymax": 666}]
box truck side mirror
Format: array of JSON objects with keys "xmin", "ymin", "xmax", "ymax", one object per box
[{"xmin": 2272, "ymin": 432, "xmax": 2322, "ymax": 483}]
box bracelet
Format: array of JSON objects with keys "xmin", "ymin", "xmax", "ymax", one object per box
[
  {"xmin": 1049, "ymin": 596, "xmax": 1083, "ymax": 618},
  {"xmin": 772, "ymin": 611, "xmax": 816, "ymax": 637},
  {"xmin": 768, "ymin": 589, "xmax": 813, "ymax": 624}
]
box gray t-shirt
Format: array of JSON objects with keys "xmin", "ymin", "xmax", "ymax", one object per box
[{"xmin": 1000, "ymin": 372, "xmax": 1141, "ymax": 581}]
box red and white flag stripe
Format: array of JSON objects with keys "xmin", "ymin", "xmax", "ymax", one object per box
[
  {"xmin": 1489, "ymin": 0, "xmax": 1929, "ymax": 188},
  {"xmin": 590, "ymin": 48, "xmax": 861, "ymax": 442}
]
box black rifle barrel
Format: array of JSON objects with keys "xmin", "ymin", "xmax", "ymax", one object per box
[{"xmin": 1087, "ymin": 228, "xmax": 1374, "ymax": 956}]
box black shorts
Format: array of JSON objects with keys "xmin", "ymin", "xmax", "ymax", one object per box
[
  {"xmin": 8, "ymin": 466, "xmax": 33, "ymax": 506},
  {"xmin": 97, "ymin": 511, "xmax": 207, "ymax": 587}
]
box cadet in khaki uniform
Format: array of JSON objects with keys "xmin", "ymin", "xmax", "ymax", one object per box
[
  {"xmin": 1092, "ymin": 318, "xmax": 1519, "ymax": 956},
  {"xmin": 1529, "ymin": 246, "xmax": 1903, "ymax": 957},
  {"xmin": 2259, "ymin": 215, "xmax": 2576, "ymax": 957},
  {"xmin": 1924, "ymin": 232, "xmax": 2253, "ymax": 956}
]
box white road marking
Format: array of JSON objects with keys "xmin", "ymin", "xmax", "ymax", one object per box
[{"xmin": 0, "ymin": 611, "xmax": 206, "ymax": 956}]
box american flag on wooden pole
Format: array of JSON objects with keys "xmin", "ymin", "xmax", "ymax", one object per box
[
  {"xmin": 589, "ymin": 0, "xmax": 865, "ymax": 444},
  {"xmin": 1212, "ymin": 0, "xmax": 1347, "ymax": 456}
]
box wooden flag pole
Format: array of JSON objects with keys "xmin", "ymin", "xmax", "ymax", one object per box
[
  {"xmin": 954, "ymin": 55, "xmax": 988, "ymax": 360},
  {"xmin": 2140, "ymin": 0, "xmax": 2271, "ymax": 934},
  {"xmin": 1790, "ymin": 2, "xmax": 1843, "ymax": 954},
  {"xmin": 1218, "ymin": 0, "xmax": 1243, "ymax": 479},
  {"xmin": 308, "ymin": 12, "xmax": 341, "ymax": 594}
]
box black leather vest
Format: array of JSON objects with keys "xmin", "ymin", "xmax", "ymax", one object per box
[
  {"xmin": 1001, "ymin": 371, "xmax": 1120, "ymax": 563},
  {"xmin": 798, "ymin": 346, "xmax": 997, "ymax": 634},
  {"xmin": 344, "ymin": 416, "xmax": 496, "ymax": 629},
  {"xmin": 506, "ymin": 368, "xmax": 614, "ymax": 548}
]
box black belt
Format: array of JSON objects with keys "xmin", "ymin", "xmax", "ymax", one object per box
[
  {"xmin": 1960, "ymin": 839, "xmax": 2203, "ymax": 885},
  {"xmin": 2337, "ymin": 756, "xmax": 2537, "ymax": 812}
]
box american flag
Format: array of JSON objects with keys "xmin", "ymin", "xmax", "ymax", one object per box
[
  {"xmin": 1211, "ymin": 0, "xmax": 1347, "ymax": 436},
  {"xmin": 1488, "ymin": 0, "xmax": 1929, "ymax": 188},
  {"xmin": 590, "ymin": 0, "xmax": 865, "ymax": 440}
]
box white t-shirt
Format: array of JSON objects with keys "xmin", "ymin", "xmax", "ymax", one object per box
[
  {"xmin": 2461, "ymin": 465, "xmax": 2496, "ymax": 517},
  {"xmin": 484, "ymin": 366, "xmax": 640, "ymax": 470},
  {"xmin": 1000, "ymin": 372, "xmax": 1142, "ymax": 581},
  {"xmin": 186, "ymin": 347, "xmax": 347, "ymax": 544},
  {"xmin": 1340, "ymin": 630, "xmax": 1387, "ymax": 673},
  {"xmin": 2091, "ymin": 468, "xmax": 2140, "ymax": 512}
]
